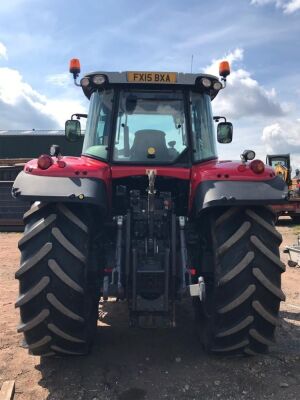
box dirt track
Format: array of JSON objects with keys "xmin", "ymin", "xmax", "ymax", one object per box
[{"xmin": 0, "ymin": 220, "xmax": 299, "ymax": 400}]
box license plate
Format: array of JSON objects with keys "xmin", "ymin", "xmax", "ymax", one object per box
[{"xmin": 127, "ymin": 71, "xmax": 177, "ymax": 84}]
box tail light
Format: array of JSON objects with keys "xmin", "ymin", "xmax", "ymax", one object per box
[
  {"xmin": 37, "ymin": 155, "xmax": 53, "ymax": 170},
  {"xmin": 188, "ymin": 268, "xmax": 197, "ymax": 276},
  {"xmin": 250, "ymin": 159, "xmax": 265, "ymax": 174}
]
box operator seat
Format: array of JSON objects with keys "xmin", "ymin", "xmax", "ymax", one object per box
[{"xmin": 130, "ymin": 129, "xmax": 170, "ymax": 162}]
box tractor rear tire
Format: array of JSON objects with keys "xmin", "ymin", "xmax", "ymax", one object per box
[
  {"xmin": 195, "ymin": 206, "xmax": 285, "ymax": 355},
  {"xmin": 16, "ymin": 202, "xmax": 100, "ymax": 356}
]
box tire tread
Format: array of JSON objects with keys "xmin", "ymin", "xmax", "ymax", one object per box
[
  {"xmin": 196, "ymin": 206, "xmax": 285, "ymax": 355},
  {"xmin": 16, "ymin": 202, "xmax": 99, "ymax": 357}
]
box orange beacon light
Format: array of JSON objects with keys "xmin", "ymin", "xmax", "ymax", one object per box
[
  {"xmin": 69, "ymin": 58, "xmax": 81, "ymax": 77},
  {"xmin": 219, "ymin": 61, "xmax": 230, "ymax": 78}
]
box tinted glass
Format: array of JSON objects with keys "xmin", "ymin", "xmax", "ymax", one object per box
[
  {"xmin": 190, "ymin": 92, "xmax": 217, "ymax": 161},
  {"xmin": 82, "ymin": 90, "xmax": 114, "ymax": 160},
  {"xmin": 270, "ymin": 159, "xmax": 288, "ymax": 168},
  {"xmin": 113, "ymin": 90, "xmax": 187, "ymax": 163}
]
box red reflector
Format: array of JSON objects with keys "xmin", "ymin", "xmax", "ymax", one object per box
[
  {"xmin": 104, "ymin": 268, "xmax": 113, "ymax": 273},
  {"xmin": 57, "ymin": 160, "xmax": 66, "ymax": 168},
  {"xmin": 37, "ymin": 155, "xmax": 53, "ymax": 170},
  {"xmin": 188, "ymin": 268, "xmax": 197, "ymax": 276},
  {"xmin": 250, "ymin": 159, "xmax": 265, "ymax": 174},
  {"xmin": 238, "ymin": 164, "xmax": 247, "ymax": 172}
]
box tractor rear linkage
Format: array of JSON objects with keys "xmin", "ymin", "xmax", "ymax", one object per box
[{"xmin": 102, "ymin": 170, "xmax": 204, "ymax": 327}]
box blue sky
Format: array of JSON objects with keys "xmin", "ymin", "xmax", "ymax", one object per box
[{"xmin": 0, "ymin": 0, "xmax": 299, "ymax": 167}]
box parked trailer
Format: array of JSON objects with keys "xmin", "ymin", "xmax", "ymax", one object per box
[{"xmin": 0, "ymin": 131, "xmax": 83, "ymax": 230}]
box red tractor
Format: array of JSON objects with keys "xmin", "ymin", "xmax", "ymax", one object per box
[{"xmin": 13, "ymin": 59, "xmax": 288, "ymax": 357}]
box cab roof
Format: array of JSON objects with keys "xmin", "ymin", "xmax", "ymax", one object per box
[{"xmin": 81, "ymin": 71, "xmax": 222, "ymax": 100}]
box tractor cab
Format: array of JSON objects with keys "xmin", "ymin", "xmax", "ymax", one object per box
[{"xmin": 66, "ymin": 61, "xmax": 233, "ymax": 166}]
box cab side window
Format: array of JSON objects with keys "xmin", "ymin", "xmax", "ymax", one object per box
[{"xmin": 190, "ymin": 92, "xmax": 217, "ymax": 162}]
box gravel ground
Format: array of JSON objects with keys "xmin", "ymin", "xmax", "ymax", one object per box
[{"xmin": 0, "ymin": 219, "xmax": 299, "ymax": 400}]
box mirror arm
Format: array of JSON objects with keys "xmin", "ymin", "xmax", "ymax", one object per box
[
  {"xmin": 71, "ymin": 113, "xmax": 87, "ymax": 120},
  {"xmin": 213, "ymin": 116, "xmax": 227, "ymax": 123}
]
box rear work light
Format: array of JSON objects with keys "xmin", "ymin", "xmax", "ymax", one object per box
[
  {"xmin": 80, "ymin": 77, "xmax": 90, "ymax": 87},
  {"xmin": 213, "ymin": 81, "xmax": 222, "ymax": 91},
  {"xmin": 37, "ymin": 154, "xmax": 53, "ymax": 170},
  {"xmin": 92, "ymin": 74, "xmax": 106, "ymax": 85},
  {"xmin": 201, "ymin": 78, "xmax": 212, "ymax": 88},
  {"xmin": 250, "ymin": 159, "xmax": 265, "ymax": 174}
]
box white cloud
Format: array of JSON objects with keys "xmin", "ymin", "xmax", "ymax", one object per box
[
  {"xmin": 251, "ymin": 0, "xmax": 283, "ymax": 5},
  {"xmin": 0, "ymin": 67, "xmax": 86, "ymax": 129},
  {"xmin": 203, "ymin": 48, "xmax": 285, "ymax": 119},
  {"xmin": 43, "ymin": 99, "xmax": 87, "ymax": 127},
  {"xmin": 250, "ymin": 0, "xmax": 300, "ymax": 13},
  {"xmin": 0, "ymin": 68, "xmax": 45, "ymax": 105},
  {"xmin": 205, "ymin": 48, "xmax": 298, "ymax": 166},
  {"xmin": 262, "ymin": 120, "xmax": 300, "ymax": 152},
  {"xmin": 283, "ymin": 0, "xmax": 300, "ymax": 13},
  {"xmin": 0, "ymin": 42, "xmax": 7, "ymax": 59},
  {"xmin": 46, "ymin": 73, "xmax": 70, "ymax": 87}
]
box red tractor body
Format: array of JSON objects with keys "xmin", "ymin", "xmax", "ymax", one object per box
[
  {"xmin": 13, "ymin": 65, "xmax": 287, "ymax": 357},
  {"xmin": 20, "ymin": 155, "xmax": 280, "ymax": 212}
]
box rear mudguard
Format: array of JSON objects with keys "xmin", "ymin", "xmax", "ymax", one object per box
[
  {"xmin": 192, "ymin": 176, "xmax": 288, "ymax": 215},
  {"xmin": 12, "ymin": 171, "xmax": 108, "ymax": 212}
]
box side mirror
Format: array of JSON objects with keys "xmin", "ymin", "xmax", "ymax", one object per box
[
  {"xmin": 217, "ymin": 122, "xmax": 233, "ymax": 144},
  {"xmin": 65, "ymin": 120, "xmax": 81, "ymax": 142}
]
